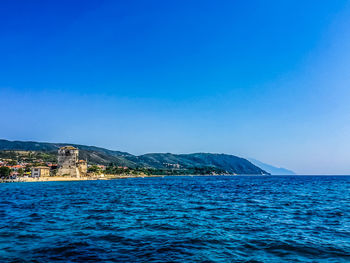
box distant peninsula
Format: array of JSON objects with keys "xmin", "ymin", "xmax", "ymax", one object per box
[{"xmin": 248, "ymin": 158, "xmax": 296, "ymax": 175}]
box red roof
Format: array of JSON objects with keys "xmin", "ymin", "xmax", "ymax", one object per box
[{"xmin": 11, "ymin": 165, "xmax": 23, "ymax": 169}]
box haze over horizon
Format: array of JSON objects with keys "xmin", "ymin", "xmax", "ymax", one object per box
[{"xmin": 1, "ymin": 1, "xmax": 350, "ymax": 174}]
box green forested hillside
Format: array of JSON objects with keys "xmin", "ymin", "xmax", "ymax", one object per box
[{"xmin": 0, "ymin": 139, "xmax": 268, "ymax": 174}]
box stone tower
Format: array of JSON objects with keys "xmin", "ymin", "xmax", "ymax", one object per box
[{"xmin": 57, "ymin": 146, "xmax": 86, "ymax": 177}]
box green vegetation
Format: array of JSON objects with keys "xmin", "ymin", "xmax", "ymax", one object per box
[
  {"xmin": 7, "ymin": 160, "xmax": 17, "ymax": 166},
  {"xmin": 0, "ymin": 167, "xmax": 11, "ymax": 178},
  {"xmin": 18, "ymin": 168, "xmax": 24, "ymax": 176},
  {"xmin": 105, "ymin": 164, "xmax": 227, "ymax": 176},
  {"xmin": 0, "ymin": 150, "xmax": 56, "ymax": 164},
  {"xmin": 87, "ymin": 165, "xmax": 103, "ymax": 174}
]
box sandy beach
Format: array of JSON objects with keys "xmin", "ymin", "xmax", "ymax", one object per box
[
  {"xmin": 0, "ymin": 174, "xmax": 224, "ymax": 183},
  {"xmin": 1, "ymin": 174, "xmax": 170, "ymax": 183}
]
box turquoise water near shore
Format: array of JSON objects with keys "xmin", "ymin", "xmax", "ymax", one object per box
[{"xmin": 1, "ymin": 176, "xmax": 350, "ymax": 262}]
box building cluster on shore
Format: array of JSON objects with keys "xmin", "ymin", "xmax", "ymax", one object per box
[{"xmin": 0, "ymin": 146, "xmax": 106, "ymax": 179}]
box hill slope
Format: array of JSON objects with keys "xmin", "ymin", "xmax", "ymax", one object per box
[
  {"xmin": 136, "ymin": 153, "xmax": 266, "ymax": 174},
  {"xmin": 0, "ymin": 139, "xmax": 268, "ymax": 174}
]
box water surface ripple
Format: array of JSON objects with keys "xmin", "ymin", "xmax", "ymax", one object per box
[{"xmin": 1, "ymin": 176, "xmax": 350, "ymax": 262}]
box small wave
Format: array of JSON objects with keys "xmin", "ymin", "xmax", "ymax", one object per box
[{"xmin": 1, "ymin": 176, "xmax": 350, "ymax": 262}]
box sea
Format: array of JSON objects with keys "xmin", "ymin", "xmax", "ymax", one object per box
[{"xmin": 0, "ymin": 176, "xmax": 349, "ymax": 262}]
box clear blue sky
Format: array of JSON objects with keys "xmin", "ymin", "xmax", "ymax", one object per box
[{"xmin": 1, "ymin": 0, "xmax": 350, "ymax": 174}]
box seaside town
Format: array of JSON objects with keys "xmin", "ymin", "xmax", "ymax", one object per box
[{"xmin": 0, "ymin": 146, "xmax": 128, "ymax": 182}]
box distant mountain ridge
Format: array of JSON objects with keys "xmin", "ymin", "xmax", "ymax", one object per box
[
  {"xmin": 0, "ymin": 139, "xmax": 268, "ymax": 175},
  {"xmin": 248, "ymin": 158, "xmax": 296, "ymax": 175}
]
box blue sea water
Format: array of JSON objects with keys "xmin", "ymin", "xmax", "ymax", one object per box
[{"xmin": 0, "ymin": 176, "xmax": 350, "ymax": 262}]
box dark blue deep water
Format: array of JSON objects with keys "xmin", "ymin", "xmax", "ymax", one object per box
[{"xmin": 1, "ymin": 176, "xmax": 350, "ymax": 262}]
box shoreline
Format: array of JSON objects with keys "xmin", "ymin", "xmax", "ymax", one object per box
[
  {"xmin": 0, "ymin": 174, "xmax": 237, "ymax": 183},
  {"xmin": 0, "ymin": 175, "xmax": 159, "ymax": 183}
]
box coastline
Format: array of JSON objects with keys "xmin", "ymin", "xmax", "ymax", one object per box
[
  {"xmin": 0, "ymin": 175, "xmax": 157, "ymax": 183},
  {"xmin": 0, "ymin": 174, "xmax": 235, "ymax": 183}
]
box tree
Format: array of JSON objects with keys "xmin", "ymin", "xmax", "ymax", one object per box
[
  {"xmin": 88, "ymin": 165, "xmax": 102, "ymax": 174},
  {"xmin": 0, "ymin": 167, "xmax": 11, "ymax": 178},
  {"xmin": 7, "ymin": 160, "xmax": 17, "ymax": 166},
  {"xmin": 18, "ymin": 168, "xmax": 24, "ymax": 176}
]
